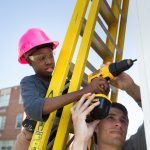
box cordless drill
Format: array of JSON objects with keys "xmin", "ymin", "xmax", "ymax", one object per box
[{"xmin": 86, "ymin": 59, "xmax": 137, "ymax": 122}]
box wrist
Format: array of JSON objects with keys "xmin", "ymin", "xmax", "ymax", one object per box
[
  {"xmin": 72, "ymin": 137, "xmax": 88, "ymax": 150},
  {"xmin": 74, "ymin": 135, "xmax": 89, "ymax": 143},
  {"xmin": 82, "ymin": 85, "xmax": 92, "ymax": 94}
]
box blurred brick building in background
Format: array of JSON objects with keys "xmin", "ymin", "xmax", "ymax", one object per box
[{"xmin": 0, "ymin": 86, "xmax": 24, "ymax": 150}]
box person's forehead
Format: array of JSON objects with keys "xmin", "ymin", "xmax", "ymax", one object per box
[
  {"xmin": 107, "ymin": 107, "xmax": 129, "ymax": 124},
  {"xmin": 32, "ymin": 47, "xmax": 53, "ymax": 55},
  {"xmin": 109, "ymin": 107, "xmax": 126, "ymax": 117}
]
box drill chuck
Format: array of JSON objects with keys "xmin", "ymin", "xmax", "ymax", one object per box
[{"xmin": 109, "ymin": 59, "xmax": 137, "ymax": 77}]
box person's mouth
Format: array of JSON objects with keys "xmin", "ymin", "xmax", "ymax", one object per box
[
  {"xmin": 46, "ymin": 67, "xmax": 54, "ymax": 72},
  {"xmin": 110, "ymin": 130, "xmax": 123, "ymax": 136}
]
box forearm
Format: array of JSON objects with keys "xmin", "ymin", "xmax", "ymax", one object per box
[
  {"xmin": 125, "ymin": 82, "xmax": 141, "ymax": 102},
  {"xmin": 43, "ymin": 88, "xmax": 89, "ymax": 114},
  {"xmin": 43, "ymin": 77, "xmax": 109, "ymax": 114}
]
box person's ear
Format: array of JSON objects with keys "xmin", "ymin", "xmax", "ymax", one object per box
[
  {"xmin": 26, "ymin": 58, "xmax": 33, "ymax": 66},
  {"xmin": 95, "ymin": 124, "xmax": 99, "ymax": 133}
]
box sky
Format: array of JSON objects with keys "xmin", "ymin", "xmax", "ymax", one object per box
[{"xmin": 0, "ymin": 0, "xmax": 143, "ymax": 137}]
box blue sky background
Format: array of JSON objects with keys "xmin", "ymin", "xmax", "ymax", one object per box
[
  {"xmin": 0, "ymin": 0, "xmax": 143, "ymax": 137},
  {"xmin": 0, "ymin": 0, "xmax": 76, "ymax": 89}
]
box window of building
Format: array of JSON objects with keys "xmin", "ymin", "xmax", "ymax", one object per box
[
  {"xmin": 2, "ymin": 146, "xmax": 11, "ymax": 150},
  {"xmin": 0, "ymin": 140, "xmax": 15, "ymax": 150},
  {"xmin": 0, "ymin": 88, "xmax": 11, "ymax": 108},
  {"xmin": 0, "ymin": 116, "xmax": 6, "ymax": 130},
  {"xmin": 15, "ymin": 113, "xmax": 23, "ymax": 129}
]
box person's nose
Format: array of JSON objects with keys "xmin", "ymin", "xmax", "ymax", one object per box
[
  {"xmin": 115, "ymin": 120, "xmax": 122, "ymax": 128},
  {"xmin": 45, "ymin": 56, "xmax": 53, "ymax": 65}
]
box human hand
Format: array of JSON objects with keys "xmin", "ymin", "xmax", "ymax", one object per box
[
  {"xmin": 71, "ymin": 93, "xmax": 100, "ymax": 144},
  {"xmin": 110, "ymin": 72, "xmax": 135, "ymax": 91},
  {"xmin": 110, "ymin": 72, "xmax": 141, "ymax": 101},
  {"xmin": 85, "ymin": 78, "xmax": 110, "ymax": 95}
]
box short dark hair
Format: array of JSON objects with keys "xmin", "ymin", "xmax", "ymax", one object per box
[{"xmin": 111, "ymin": 102, "xmax": 128, "ymax": 118}]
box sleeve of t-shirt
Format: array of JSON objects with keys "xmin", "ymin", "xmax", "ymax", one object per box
[
  {"xmin": 124, "ymin": 101, "xmax": 147, "ymax": 150},
  {"xmin": 20, "ymin": 76, "xmax": 46, "ymax": 122},
  {"xmin": 123, "ymin": 123, "xmax": 147, "ymax": 150}
]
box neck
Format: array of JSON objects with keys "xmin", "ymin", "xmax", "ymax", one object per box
[
  {"xmin": 37, "ymin": 74, "xmax": 52, "ymax": 82},
  {"xmin": 97, "ymin": 143, "xmax": 122, "ymax": 150}
]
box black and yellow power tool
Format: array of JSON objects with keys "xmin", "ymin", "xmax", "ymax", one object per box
[{"xmin": 86, "ymin": 59, "xmax": 137, "ymax": 122}]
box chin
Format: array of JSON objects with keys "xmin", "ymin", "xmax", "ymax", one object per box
[
  {"xmin": 45, "ymin": 71, "xmax": 52, "ymax": 76},
  {"xmin": 42, "ymin": 73, "xmax": 52, "ymax": 80},
  {"xmin": 46, "ymin": 73, "xmax": 52, "ymax": 78},
  {"xmin": 111, "ymin": 137, "xmax": 124, "ymax": 147}
]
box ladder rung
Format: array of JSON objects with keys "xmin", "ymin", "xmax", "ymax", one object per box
[
  {"xmin": 99, "ymin": 0, "xmax": 117, "ymax": 25},
  {"xmin": 69, "ymin": 63, "xmax": 87, "ymax": 87},
  {"xmin": 92, "ymin": 31, "xmax": 114, "ymax": 59},
  {"xmin": 97, "ymin": 16, "xmax": 122, "ymax": 56},
  {"xmin": 69, "ymin": 61, "xmax": 99, "ymax": 86},
  {"xmin": 86, "ymin": 60, "xmax": 97, "ymax": 72},
  {"xmin": 81, "ymin": 19, "xmax": 113, "ymax": 59},
  {"xmin": 69, "ymin": 61, "xmax": 98, "ymax": 86}
]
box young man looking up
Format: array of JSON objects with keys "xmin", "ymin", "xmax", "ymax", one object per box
[{"xmin": 71, "ymin": 73, "xmax": 147, "ymax": 150}]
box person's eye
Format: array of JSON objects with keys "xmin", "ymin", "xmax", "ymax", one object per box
[
  {"xmin": 39, "ymin": 55, "xmax": 46, "ymax": 61},
  {"xmin": 48, "ymin": 53, "xmax": 53, "ymax": 59},
  {"xmin": 107, "ymin": 116, "xmax": 114, "ymax": 120},
  {"xmin": 120, "ymin": 118, "xmax": 128, "ymax": 125}
]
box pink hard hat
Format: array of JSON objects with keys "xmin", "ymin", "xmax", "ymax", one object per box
[{"xmin": 18, "ymin": 28, "xmax": 59, "ymax": 64}]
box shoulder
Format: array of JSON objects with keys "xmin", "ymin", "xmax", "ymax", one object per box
[
  {"xmin": 124, "ymin": 123, "xmax": 146, "ymax": 150},
  {"xmin": 21, "ymin": 74, "xmax": 37, "ymax": 82},
  {"xmin": 20, "ymin": 75, "xmax": 40, "ymax": 91},
  {"xmin": 20, "ymin": 74, "xmax": 38, "ymax": 85}
]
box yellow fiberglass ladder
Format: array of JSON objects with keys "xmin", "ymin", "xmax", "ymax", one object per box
[{"xmin": 28, "ymin": 0, "xmax": 129, "ymax": 149}]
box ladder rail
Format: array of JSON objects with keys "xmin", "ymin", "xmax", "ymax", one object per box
[
  {"xmin": 52, "ymin": 0, "xmax": 102, "ymax": 149},
  {"xmin": 104, "ymin": 0, "xmax": 122, "ymax": 63},
  {"xmin": 111, "ymin": 0, "xmax": 129, "ymax": 101}
]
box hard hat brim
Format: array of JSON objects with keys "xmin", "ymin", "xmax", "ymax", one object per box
[{"xmin": 18, "ymin": 40, "xmax": 59, "ymax": 64}]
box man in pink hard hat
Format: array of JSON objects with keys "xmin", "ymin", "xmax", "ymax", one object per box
[{"xmin": 13, "ymin": 28, "xmax": 110, "ymax": 150}]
